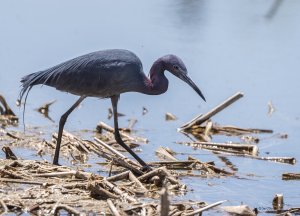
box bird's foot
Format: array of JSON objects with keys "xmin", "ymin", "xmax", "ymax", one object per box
[
  {"xmin": 141, "ymin": 165, "xmax": 152, "ymax": 172},
  {"xmin": 53, "ymin": 161, "xmax": 61, "ymax": 166}
]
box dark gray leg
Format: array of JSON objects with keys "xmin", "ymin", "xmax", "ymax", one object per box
[
  {"xmin": 53, "ymin": 96, "xmax": 86, "ymax": 165},
  {"xmin": 111, "ymin": 95, "xmax": 150, "ymax": 169}
]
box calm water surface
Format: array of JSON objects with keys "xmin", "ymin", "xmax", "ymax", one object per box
[{"xmin": 1, "ymin": 0, "xmax": 300, "ymax": 213}]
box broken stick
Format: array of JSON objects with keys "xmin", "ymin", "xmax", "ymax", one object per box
[{"xmin": 179, "ymin": 92, "xmax": 244, "ymax": 131}]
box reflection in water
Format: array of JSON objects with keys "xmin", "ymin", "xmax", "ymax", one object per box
[
  {"xmin": 265, "ymin": 0, "xmax": 284, "ymax": 19},
  {"xmin": 167, "ymin": 0, "xmax": 206, "ymax": 36},
  {"xmin": 218, "ymin": 155, "xmax": 238, "ymax": 172}
]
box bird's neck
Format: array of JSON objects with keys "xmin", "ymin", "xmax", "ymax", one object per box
[{"xmin": 143, "ymin": 58, "xmax": 168, "ymax": 95}]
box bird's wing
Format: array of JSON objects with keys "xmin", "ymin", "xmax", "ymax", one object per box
[
  {"xmin": 19, "ymin": 52, "xmax": 98, "ymax": 101},
  {"xmin": 20, "ymin": 50, "xmax": 143, "ymax": 100}
]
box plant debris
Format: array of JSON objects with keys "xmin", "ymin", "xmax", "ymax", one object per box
[
  {"xmin": 108, "ymin": 108, "xmax": 125, "ymax": 119},
  {"xmin": 0, "ymin": 94, "xmax": 18, "ymax": 127},
  {"xmin": 177, "ymin": 92, "xmax": 294, "ymax": 165},
  {"xmin": 282, "ymin": 173, "xmax": 300, "ymax": 180},
  {"xmin": 0, "ymin": 158, "xmax": 225, "ymax": 215},
  {"xmin": 36, "ymin": 100, "xmax": 56, "ymax": 122},
  {"xmin": 165, "ymin": 112, "xmax": 177, "ymax": 121}
]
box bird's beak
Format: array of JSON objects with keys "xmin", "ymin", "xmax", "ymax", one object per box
[{"xmin": 178, "ymin": 70, "xmax": 206, "ymax": 101}]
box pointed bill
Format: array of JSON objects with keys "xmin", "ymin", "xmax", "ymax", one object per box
[{"xmin": 178, "ymin": 71, "xmax": 206, "ymax": 101}]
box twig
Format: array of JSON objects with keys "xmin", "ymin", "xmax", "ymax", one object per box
[
  {"xmin": 138, "ymin": 167, "xmax": 180, "ymax": 185},
  {"xmin": 0, "ymin": 199, "xmax": 8, "ymax": 213},
  {"xmin": 128, "ymin": 171, "xmax": 148, "ymax": 192},
  {"xmin": 188, "ymin": 156, "xmax": 234, "ymax": 176},
  {"xmin": 2, "ymin": 146, "xmax": 18, "ymax": 160},
  {"xmin": 155, "ymin": 147, "xmax": 178, "ymax": 161},
  {"xmin": 54, "ymin": 204, "xmax": 81, "ymax": 216},
  {"xmin": 94, "ymin": 137, "xmax": 143, "ymax": 175},
  {"xmin": 0, "ymin": 168, "xmax": 26, "ymax": 179},
  {"xmin": 32, "ymin": 170, "xmax": 94, "ymax": 180},
  {"xmin": 179, "ymin": 92, "xmax": 244, "ymax": 130},
  {"xmin": 165, "ymin": 112, "xmax": 177, "ymax": 121},
  {"xmin": 32, "ymin": 170, "xmax": 77, "ymax": 178},
  {"xmin": 102, "ymin": 180, "xmax": 137, "ymax": 203},
  {"xmin": 89, "ymin": 183, "xmax": 119, "ymax": 199},
  {"xmin": 107, "ymin": 171, "xmax": 130, "ymax": 182},
  {"xmin": 0, "ymin": 178, "xmax": 54, "ymax": 185},
  {"xmin": 107, "ymin": 199, "xmax": 121, "ymax": 216},
  {"xmin": 258, "ymin": 157, "xmax": 296, "ymax": 165},
  {"xmin": 36, "ymin": 100, "xmax": 56, "ymax": 122},
  {"xmin": 0, "ymin": 95, "xmax": 16, "ymax": 116},
  {"xmin": 178, "ymin": 141, "xmax": 258, "ymax": 156},
  {"xmin": 282, "ymin": 173, "xmax": 300, "ymax": 180},
  {"xmin": 160, "ymin": 186, "xmax": 170, "ymax": 216},
  {"xmin": 183, "ymin": 200, "xmax": 227, "ymax": 216},
  {"xmin": 94, "ymin": 137, "xmax": 126, "ymax": 159},
  {"xmin": 0, "ymin": 129, "xmax": 21, "ymax": 140},
  {"xmin": 97, "ymin": 121, "xmax": 148, "ymax": 143}
]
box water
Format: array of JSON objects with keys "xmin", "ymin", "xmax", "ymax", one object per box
[{"xmin": 1, "ymin": 0, "xmax": 300, "ymax": 213}]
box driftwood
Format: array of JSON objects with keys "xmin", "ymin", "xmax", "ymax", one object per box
[
  {"xmin": 155, "ymin": 147, "xmax": 178, "ymax": 161},
  {"xmin": 178, "ymin": 141, "xmax": 258, "ymax": 156},
  {"xmin": 179, "ymin": 92, "xmax": 244, "ymax": 130},
  {"xmin": 282, "ymin": 173, "xmax": 300, "ymax": 180},
  {"xmin": 107, "ymin": 199, "xmax": 121, "ymax": 216},
  {"xmin": 160, "ymin": 186, "xmax": 170, "ymax": 216},
  {"xmin": 96, "ymin": 121, "xmax": 148, "ymax": 143},
  {"xmin": 222, "ymin": 205, "xmax": 256, "ymax": 216},
  {"xmin": 0, "ymin": 159, "xmax": 200, "ymax": 215},
  {"xmin": 183, "ymin": 200, "xmax": 227, "ymax": 216},
  {"xmin": 186, "ymin": 123, "xmax": 273, "ymax": 137},
  {"xmin": 272, "ymin": 194, "xmax": 284, "ymax": 210},
  {"xmin": 54, "ymin": 204, "xmax": 81, "ymax": 216}
]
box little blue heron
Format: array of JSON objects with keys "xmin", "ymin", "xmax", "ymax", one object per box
[{"xmin": 19, "ymin": 49, "xmax": 205, "ymax": 168}]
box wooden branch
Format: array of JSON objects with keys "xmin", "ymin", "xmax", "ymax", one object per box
[
  {"xmin": 160, "ymin": 187, "xmax": 170, "ymax": 216},
  {"xmin": 178, "ymin": 141, "xmax": 258, "ymax": 156},
  {"xmin": 282, "ymin": 173, "xmax": 300, "ymax": 180},
  {"xmin": 107, "ymin": 171, "xmax": 130, "ymax": 182},
  {"xmin": 102, "ymin": 180, "xmax": 137, "ymax": 203},
  {"xmin": 89, "ymin": 183, "xmax": 119, "ymax": 199},
  {"xmin": 0, "ymin": 178, "xmax": 53, "ymax": 185},
  {"xmin": 107, "ymin": 199, "xmax": 121, "ymax": 216},
  {"xmin": 94, "ymin": 137, "xmax": 126, "ymax": 159},
  {"xmin": 179, "ymin": 92, "xmax": 244, "ymax": 130},
  {"xmin": 54, "ymin": 204, "xmax": 81, "ymax": 216},
  {"xmin": 128, "ymin": 171, "xmax": 148, "ymax": 192},
  {"xmin": 97, "ymin": 121, "xmax": 148, "ymax": 143},
  {"xmin": 138, "ymin": 167, "xmax": 180, "ymax": 185},
  {"xmin": 183, "ymin": 200, "xmax": 227, "ymax": 216},
  {"xmin": 32, "ymin": 170, "xmax": 77, "ymax": 178},
  {"xmin": 155, "ymin": 147, "xmax": 178, "ymax": 161},
  {"xmin": 0, "ymin": 199, "xmax": 8, "ymax": 213}
]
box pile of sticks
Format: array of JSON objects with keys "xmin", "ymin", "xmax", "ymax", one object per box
[
  {"xmin": 0, "ymin": 159, "xmax": 227, "ymax": 215},
  {"xmin": 178, "ymin": 92, "xmax": 296, "ymax": 165}
]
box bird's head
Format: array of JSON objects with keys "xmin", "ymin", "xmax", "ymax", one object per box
[{"xmin": 162, "ymin": 54, "xmax": 206, "ymax": 101}]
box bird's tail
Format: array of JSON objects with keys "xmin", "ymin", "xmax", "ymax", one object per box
[{"xmin": 19, "ymin": 71, "xmax": 49, "ymax": 129}]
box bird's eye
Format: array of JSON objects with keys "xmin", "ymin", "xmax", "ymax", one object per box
[{"xmin": 173, "ymin": 65, "xmax": 179, "ymax": 70}]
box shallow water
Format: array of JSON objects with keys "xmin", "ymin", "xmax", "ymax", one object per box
[{"xmin": 1, "ymin": 0, "xmax": 300, "ymax": 213}]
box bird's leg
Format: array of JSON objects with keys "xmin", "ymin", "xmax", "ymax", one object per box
[
  {"xmin": 53, "ymin": 96, "xmax": 86, "ymax": 165},
  {"xmin": 111, "ymin": 95, "xmax": 150, "ymax": 170}
]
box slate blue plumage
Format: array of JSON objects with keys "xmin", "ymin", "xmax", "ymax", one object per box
[{"xmin": 19, "ymin": 49, "xmax": 205, "ymax": 169}]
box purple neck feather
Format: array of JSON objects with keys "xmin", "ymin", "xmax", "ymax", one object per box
[{"xmin": 143, "ymin": 58, "xmax": 169, "ymax": 95}]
